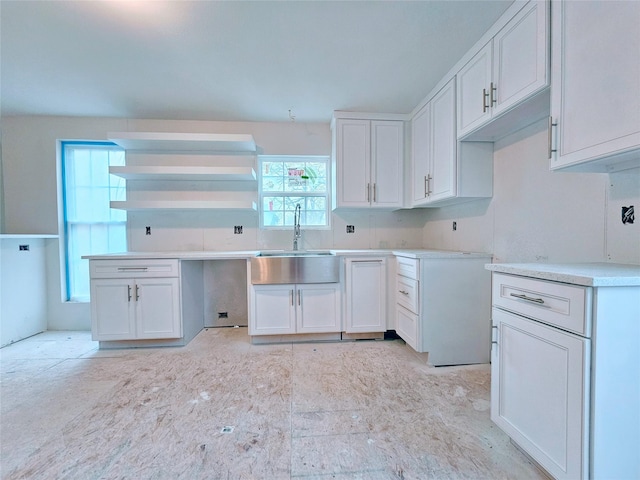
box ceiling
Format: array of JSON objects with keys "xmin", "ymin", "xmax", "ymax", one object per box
[{"xmin": 0, "ymin": 0, "xmax": 514, "ymax": 123}]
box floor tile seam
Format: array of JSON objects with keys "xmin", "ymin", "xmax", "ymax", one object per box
[
  {"xmin": 291, "ymin": 430, "xmax": 371, "ymax": 440},
  {"xmin": 290, "ymin": 467, "xmax": 390, "ymax": 478}
]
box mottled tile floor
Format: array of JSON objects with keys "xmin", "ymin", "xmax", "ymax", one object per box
[{"xmin": 0, "ymin": 328, "xmax": 546, "ymax": 479}]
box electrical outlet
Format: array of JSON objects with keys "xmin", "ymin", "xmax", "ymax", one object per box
[
  {"xmin": 19, "ymin": 244, "xmax": 29, "ymax": 251},
  {"xmin": 218, "ymin": 312, "xmax": 228, "ymax": 318},
  {"xmin": 346, "ymin": 225, "xmax": 355, "ymax": 233},
  {"xmin": 145, "ymin": 226, "xmax": 151, "ymax": 235},
  {"xmin": 234, "ymin": 226, "xmax": 243, "ymax": 234},
  {"xmin": 452, "ymin": 221, "xmax": 457, "ymax": 231}
]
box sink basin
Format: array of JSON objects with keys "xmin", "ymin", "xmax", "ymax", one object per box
[
  {"xmin": 251, "ymin": 252, "xmax": 339, "ymax": 284},
  {"xmin": 256, "ymin": 250, "xmax": 334, "ymax": 257}
]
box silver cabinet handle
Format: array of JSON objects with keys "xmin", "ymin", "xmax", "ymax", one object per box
[
  {"xmin": 482, "ymin": 88, "xmax": 489, "ymax": 113},
  {"xmin": 510, "ymin": 293, "xmax": 545, "ymax": 304},
  {"xmin": 290, "ymin": 289, "xmax": 294, "ymax": 306},
  {"xmin": 127, "ymin": 285, "xmax": 132, "ymax": 302},
  {"xmin": 491, "ymin": 325, "xmax": 498, "ymax": 345},
  {"xmin": 117, "ymin": 267, "xmax": 148, "ymax": 271},
  {"xmin": 490, "ymin": 82, "xmax": 497, "ymax": 107},
  {"xmin": 297, "ymin": 290, "xmax": 301, "ymax": 306},
  {"xmin": 426, "ymin": 175, "xmax": 432, "ymax": 196},
  {"xmin": 399, "ymin": 290, "xmax": 409, "ymax": 295},
  {"xmin": 135, "ymin": 284, "xmax": 140, "ymax": 301},
  {"xmin": 548, "ymin": 116, "xmax": 558, "ymax": 159},
  {"xmin": 424, "ymin": 175, "xmax": 428, "ymax": 197},
  {"xmin": 373, "ymin": 183, "xmax": 377, "ymax": 203},
  {"xmin": 366, "ymin": 183, "xmax": 370, "ymax": 202}
]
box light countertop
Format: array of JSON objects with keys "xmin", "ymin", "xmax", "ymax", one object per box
[
  {"xmin": 486, "ymin": 262, "xmax": 640, "ymax": 287},
  {"xmin": 83, "ymin": 249, "xmax": 492, "ymax": 261}
]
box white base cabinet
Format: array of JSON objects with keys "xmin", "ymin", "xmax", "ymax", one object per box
[
  {"xmin": 344, "ymin": 257, "xmax": 386, "ymax": 333},
  {"xmin": 490, "ymin": 269, "xmax": 640, "ymax": 479},
  {"xmin": 91, "ymin": 277, "xmax": 181, "ymax": 340},
  {"xmin": 250, "ymin": 283, "xmax": 341, "ymax": 336},
  {"xmin": 88, "ymin": 258, "xmax": 205, "ymax": 347},
  {"xmin": 394, "ymin": 254, "xmax": 492, "ymax": 365}
]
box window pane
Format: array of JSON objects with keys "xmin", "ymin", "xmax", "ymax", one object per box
[
  {"xmin": 259, "ymin": 156, "xmax": 330, "ymax": 229},
  {"xmin": 63, "ymin": 142, "xmax": 127, "ymax": 301}
]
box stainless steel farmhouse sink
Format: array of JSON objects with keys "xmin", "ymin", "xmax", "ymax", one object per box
[{"xmin": 251, "ymin": 252, "xmax": 339, "ymax": 284}]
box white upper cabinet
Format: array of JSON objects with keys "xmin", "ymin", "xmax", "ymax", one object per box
[
  {"xmin": 457, "ymin": 1, "xmax": 549, "ymax": 140},
  {"xmin": 411, "ymin": 79, "xmax": 493, "ymax": 208},
  {"xmin": 549, "ymin": 0, "xmax": 640, "ymax": 172},
  {"xmin": 332, "ymin": 115, "xmax": 404, "ymax": 209}
]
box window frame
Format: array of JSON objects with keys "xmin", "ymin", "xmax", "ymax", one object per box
[
  {"xmin": 60, "ymin": 141, "xmax": 127, "ymax": 302},
  {"xmin": 258, "ymin": 155, "xmax": 331, "ymax": 230}
]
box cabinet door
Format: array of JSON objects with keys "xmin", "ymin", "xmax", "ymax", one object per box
[
  {"xmin": 550, "ymin": 0, "xmax": 640, "ymax": 170},
  {"xmin": 345, "ymin": 259, "xmax": 386, "ymax": 333},
  {"xmin": 90, "ymin": 279, "xmax": 135, "ymax": 341},
  {"xmin": 492, "ymin": 0, "xmax": 548, "ymax": 116},
  {"xmin": 429, "ymin": 78, "xmax": 457, "ymax": 202},
  {"xmin": 334, "ymin": 119, "xmax": 371, "ymax": 207},
  {"xmin": 135, "ymin": 277, "xmax": 181, "ymax": 339},
  {"xmin": 457, "ymin": 42, "xmax": 492, "ymax": 137},
  {"xmin": 411, "ymin": 103, "xmax": 431, "ymax": 206},
  {"xmin": 491, "ymin": 308, "xmax": 589, "ymax": 480},
  {"xmin": 297, "ymin": 284, "xmax": 341, "ymax": 333},
  {"xmin": 251, "ymin": 285, "xmax": 296, "ymax": 335},
  {"xmin": 371, "ymin": 121, "xmax": 403, "ymax": 208}
]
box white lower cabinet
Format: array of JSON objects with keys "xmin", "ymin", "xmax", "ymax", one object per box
[
  {"xmin": 490, "ymin": 269, "xmax": 640, "ymax": 479},
  {"xmin": 491, "ymin": 307, "xmax": 588, "ymax": 479},
  {"xmin": 344, "ymin": 257, "xmax": 386, "ymax": 333},
  {"xmin": 89, "ymin": 259, "xmax": 182, "ymax": 341},
  {"xmin": 394, "ymin": 254, "xmax": 492, "ymax": 365},
  {"xmin": 91, "ymin": 277, "xmax": 181, "ymax": 340},
  {"xmin": 251, "ymin": 283, "xmax": 341, "ymax": 335}
]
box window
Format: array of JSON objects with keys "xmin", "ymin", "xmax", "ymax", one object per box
[
  {"xmin": 259, "ymin": 156, "xmax": 330, "ymax": 228},
  {"xmin": 61, "ymin": 142, "xmax": 127, "ymax": 301}
]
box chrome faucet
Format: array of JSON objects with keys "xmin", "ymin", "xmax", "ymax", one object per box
[{"xmin": 293, "ymin": 203, "xmax": 302, "ymax": 250}]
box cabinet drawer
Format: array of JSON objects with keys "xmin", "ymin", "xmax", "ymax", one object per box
[
  {"xmin": 492, "ymin": 273, "xmax": 591, "ymax": 336},
  {"xmin": 396, "ymin": 256, "xmax": 419, "ymax": 279},
  {"xmin": 396, "ymin": 305, "xmax": 419, "ymax": 351},
  {"xmin": 90, "ymin": 259, "xmax": 179, "ymax": 279},
  {"xmin": 396, "ymin": 275, "xmax": 419, "ymax": 314}
]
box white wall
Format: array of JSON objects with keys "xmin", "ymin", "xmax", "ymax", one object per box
[
  {"xmin": 0, "ymin": 115, "xmax": 426, "ymax": 331},
  {"xmin": 422, "ymin": 119, "xmax": 640, "ymax": 265}
]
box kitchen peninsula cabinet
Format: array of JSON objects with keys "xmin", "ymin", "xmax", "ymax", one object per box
[
  {"xmin": 487, "ymin": 263, "xmax": 640, "ymax": 480},
  {"xmin": 331, "ymin": 114, "xmax": 404, "ymax": 209},
  {"xmin": 457, "ymin": 0, "xmax": 549, "ymax": 140},
  {"xmin": 250, "ymin": 283, "xmax": 341, "ymax": 335},
  {"xmin": 394, "ymin": 252, "xmax": 492, "ymax": 365},
  {"xmin": 87, "ymin": 257, "xmax": 204, "ymax": 347},
  {"xmin": 549, "ymin": 1, "xmax": 640, "ymax": 172}
]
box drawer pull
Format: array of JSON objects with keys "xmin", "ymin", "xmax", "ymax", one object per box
[
  {"xmin": 399, "ymin": 290, "xmax": 409, "ymax": 295},
  {"xmin": 117, "ymin": 267, "xmax": 149, "ymax": 272},
  {"xmin": 510, "ymin": 293, "xmax": 545, "ymax": 304}
]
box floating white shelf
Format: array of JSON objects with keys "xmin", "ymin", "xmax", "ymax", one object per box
[
  {"xmin": 109, "ymin": 166, "xmax": 257, "ymax": 181},
  {"xmin": 110, "ymin": 200, "xmax": 258, "ymax": 211},
  {"xmin": 108, "ymin": 132, "xmax": 257, "ymax": 153}
]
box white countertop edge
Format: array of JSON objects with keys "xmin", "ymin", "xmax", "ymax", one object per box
[
  {"xmin": 1, "ymin": 234, "xmax": 58, "ymax": 239},
  {"xmin": 83, "ymin": 249, "xmax": 492, "ymax": 261},
  {"xmin": 485, "ymin": 262, "xmax": 640, "ymax": 287}
]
